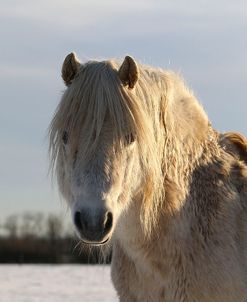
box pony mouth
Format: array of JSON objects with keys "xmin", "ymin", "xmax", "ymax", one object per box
[{"xmin": 80, "ymin": 237, "xmax": 110, "ymax": 246}]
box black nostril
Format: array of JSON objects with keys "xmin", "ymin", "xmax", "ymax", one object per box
[
  {"xmin": 74, "ymin": 211, "xmax": 82, "ymax": 230},
  {"xmin": 74, "ymin": 210, "xmax": 112, "ymax": 241},
  {"xmin": 104, "ymin": 211, "xmax": 113, "ymax": 233},
  {"xmin": 74, "ymin": 211, "xmax": 86, "ymax": 231}
]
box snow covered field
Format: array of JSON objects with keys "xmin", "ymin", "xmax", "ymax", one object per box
[{"xmin": 0, "ymin": 265, "xmax": 117, "ymax": 302}]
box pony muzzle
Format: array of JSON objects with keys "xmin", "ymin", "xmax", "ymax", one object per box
[{"xmin": 73, "ymin": 208, "xmax": 113, "ymax": 244}]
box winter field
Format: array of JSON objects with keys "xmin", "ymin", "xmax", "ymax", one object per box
[{"xmin": 0, "ymin": 265, "xmax": 117, "ymax": 302}]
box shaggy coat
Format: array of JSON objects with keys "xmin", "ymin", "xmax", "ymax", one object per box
[{"xmin": 49, "ymin": 53, "xmax": 247, "ymax": 302}]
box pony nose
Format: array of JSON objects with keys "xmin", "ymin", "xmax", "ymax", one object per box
[{"xmin": 74, "ymin": 209, "xmax": 113, "ymax": 243}]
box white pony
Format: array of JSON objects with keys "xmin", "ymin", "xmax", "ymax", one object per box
[{"xmin": 49, "ymin": 53, "xmax": 247, "ymax": 301}]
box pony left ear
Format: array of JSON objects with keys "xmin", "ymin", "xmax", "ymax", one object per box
[
  {"xmin": 62, "ymin": 52, "xmax": 81, "ymax": 86},
  {"xmin": 118, "ymin": 56, "xmax": 139, "ymax": 89}
]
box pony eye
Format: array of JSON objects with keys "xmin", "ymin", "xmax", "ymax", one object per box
[
  {"xmin": 62, "ymin": 131, "xmax": 68, "ymax": 145},
  {"xmin": 125, "ymin": 133, "xmax": 135, "ymax": 145}
]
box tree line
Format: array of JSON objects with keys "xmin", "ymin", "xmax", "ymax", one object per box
[{"xmin": 0, "ymin": 212, "xmax": 111, "ymax": 264}]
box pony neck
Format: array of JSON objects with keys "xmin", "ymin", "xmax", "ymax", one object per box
[{"xmin": 115, "ymin": 126, "xmax": 220, "ymax": 250}]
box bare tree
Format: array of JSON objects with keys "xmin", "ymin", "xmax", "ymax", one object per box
[
  {"xmin": 4, "ymin": 215, "xmax": 18, "ymax": 238},
  {"xmin": 46, "ymin": 214, "xmax": 63, "ymax": 242},
  {"xmin": 31, "ymin": 212, "xmax": 45, "ymax": 237},
  {"xmin": 19, "ymin": 212, "xmax": 46, "ymax": 238}
]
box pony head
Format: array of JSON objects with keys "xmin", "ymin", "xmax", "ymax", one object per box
[
  {"xmin": 49, "ymin": 53, "xmax": 165, "ymax": 244},
  {"xmin": 49, "ymin": 52, "xmax": 209, "ymax": 244}
]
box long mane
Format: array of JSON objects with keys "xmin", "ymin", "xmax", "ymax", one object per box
[{"xmin": 49, "ymin": 58, "xmax": 210, "ymax": 235}]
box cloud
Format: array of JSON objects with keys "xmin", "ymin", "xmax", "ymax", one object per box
[{"xmin": 0, "ymin": 0, "xmax": 154, "ymax": 31}]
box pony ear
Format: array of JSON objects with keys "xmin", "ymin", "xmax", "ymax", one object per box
[
  {"xmin": 62, "ymin": 52, "xmax": 81, "ymax": 86},
  {"xmin": 118, "ymin": 56, "xmax": 139, "ymax": 89}
]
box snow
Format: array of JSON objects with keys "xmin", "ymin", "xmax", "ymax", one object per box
[{"xmin": 0, "ymin": 264, "xmax": 118, "ymax": 302}]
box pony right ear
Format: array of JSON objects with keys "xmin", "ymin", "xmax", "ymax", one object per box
[{"xmin": 62, "ymin": 52, "xmax": 81, "ymax": 86}]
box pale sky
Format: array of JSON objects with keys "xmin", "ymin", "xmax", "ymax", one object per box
[{"xmin": 0, "ymin": 0, "xmax": 247, "ymax": 221}]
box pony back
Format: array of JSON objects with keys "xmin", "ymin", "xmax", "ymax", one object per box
[{"xmin": 220, "ymin": 132, "xmax": 247, "ymax": 164}]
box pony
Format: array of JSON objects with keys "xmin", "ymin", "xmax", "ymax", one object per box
[{"xmin": 49, "ymin": 53, "xmax": 247, "ymax": 301}]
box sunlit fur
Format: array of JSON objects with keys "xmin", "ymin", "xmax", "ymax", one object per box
[{"xmin": 49, "ymin": 56, "xmax": 247, "ymax": 301}]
